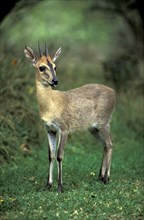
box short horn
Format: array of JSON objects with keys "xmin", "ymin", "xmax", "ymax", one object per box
[
  {"xmin": 45, "ymin": 42, "xmax": 49, "ymax": 56},
  {"xmin": 38, "ymin": 41, "xmax": 43, "ymax": 57}
]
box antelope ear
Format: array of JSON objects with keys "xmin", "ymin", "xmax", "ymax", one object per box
[
  {"xmin": 53, "ymin": 47, "xmax": 62, "ymax": 62},
  {"xmin": 24, "ymin": 46, "xmax": 37, "ymax": 65}
]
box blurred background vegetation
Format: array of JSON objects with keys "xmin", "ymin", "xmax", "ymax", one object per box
[{"xmin": 0, "ymin": 0, "xmax": 143, "ymax": 163}]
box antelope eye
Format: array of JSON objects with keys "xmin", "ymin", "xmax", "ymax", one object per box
[
  {"xmin": 39, "ymin": 66, "xmax": 46, "ymax": 72},
  {"xmin": 54, "ymin": 66, "xmax": 57, "ymax": 71}
]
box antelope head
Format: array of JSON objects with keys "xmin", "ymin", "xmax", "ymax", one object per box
[{"xmin": 24, "ymin": 43, "xmax": 62, "ymax": 87}]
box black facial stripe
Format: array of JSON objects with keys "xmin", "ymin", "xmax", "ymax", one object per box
[{"xmin": 47, "ymin": 59, "xmax": 55, "ymax": 78}]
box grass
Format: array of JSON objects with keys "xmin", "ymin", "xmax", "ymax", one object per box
[{"xmin": 0, "ymin": 129, "xmax": 144, "ymax": 220}]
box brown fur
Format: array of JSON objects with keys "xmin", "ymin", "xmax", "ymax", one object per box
[{"xmin": 36, "ymin": 80, "xmax": 116, "ymax": 132}]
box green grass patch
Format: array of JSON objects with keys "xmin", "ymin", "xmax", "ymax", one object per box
[{"xmin": 0, "ymin": 131, "xmax": 143, "ymax": 220}]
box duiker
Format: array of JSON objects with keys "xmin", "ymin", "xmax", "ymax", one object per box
[{"xmin": 24, "ymin": 43, "xmax": 116, "ymax": 192}]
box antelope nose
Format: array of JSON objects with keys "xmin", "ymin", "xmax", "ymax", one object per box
[{"xmin": 52, "ymin": 78, "xmax": 58, "ymax": 85}]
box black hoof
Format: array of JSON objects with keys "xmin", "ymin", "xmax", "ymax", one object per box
[
  {"xmin": 45, "ymin": 183, "xmax": 52, "ymax": 191},
  {"xmin": 98, "ymin": 175, "xmax": 109, "ymax": 184},
  {"xmin": 58, "ymin": 185, "xmax": 63, "ymax": 193},
  {"xmin": 103, "ymin": 176, "xmax": 109, "ymax": 184}
]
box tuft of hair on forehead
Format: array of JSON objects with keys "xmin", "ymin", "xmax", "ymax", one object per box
[{"xmin": 46, "ymin": 56, "xmax": 53, "ymax": 63}]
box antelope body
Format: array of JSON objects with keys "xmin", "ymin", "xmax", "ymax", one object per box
[{"xmin": 24, "ymin": 44, "xmax": 116, "ymax": 192}]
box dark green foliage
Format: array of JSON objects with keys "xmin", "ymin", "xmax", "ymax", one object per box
[
  {"xmin": 102, "ymin": 54, "xmax": 139, "ymax": 92},
  {"xmin": 0, "ymin": 57, "xmax": 45, "ymax": 163}
]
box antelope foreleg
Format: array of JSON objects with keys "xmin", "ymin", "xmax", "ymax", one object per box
[
  {"xmin": 46, "ymin": 128, "xmax": 57, "ymax": 189},
  {"xmin": 57, "ymin": 132, "xmax": 68, "ymax": 193}
]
